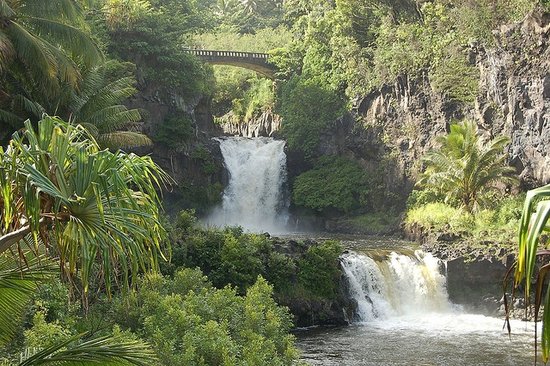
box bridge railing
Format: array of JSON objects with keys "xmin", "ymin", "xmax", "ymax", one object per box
[{"xmin": 183, "ymin": 49, "xmax": 269, "ymax": 60}]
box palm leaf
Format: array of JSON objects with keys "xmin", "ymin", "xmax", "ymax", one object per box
[
  {"xmin": 3, "ymin": 22, "xmax": 57, "ymax": 82},
  {"xmin": 0, "ymin": 30, "xmax": 15, "ymax": 71},
  {"xmin": 17, "ymin": 0, "xmax": 84, "ymax": 23},
  {"xmin": 23, "ymin": 16, "xmax": 102, "ymax": 66},
  {"xmin": 0, "ymin": 252, "xmax": 56, "ymax": 347},
  {"xmin": 0, "ymin": 0, "xmax": 15, "ymax": 17},
  {"xmin": 97, "ymin": 132, "xmax": 152, "ymax": 150},
  {"xmin": 512, "ymin": 184, "xmax": 550, "ymax": 361},
  {"xmin": 18, "ymin": 333, "xmax": 156, "ymax": 366}
]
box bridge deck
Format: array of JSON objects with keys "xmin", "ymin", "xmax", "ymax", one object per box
[{"xmin": 184, "ymin": 49, "xmax": 275, "ymax": 78}]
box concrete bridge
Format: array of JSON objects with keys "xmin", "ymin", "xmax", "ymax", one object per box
[{"xmin": 184, "ymin": 49, "xmax": 276, "ymax": 79}]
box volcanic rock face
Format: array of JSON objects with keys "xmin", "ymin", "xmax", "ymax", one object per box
[{"xmin": 305, "ymin": 8, "xmax": 550, "ymax": 206}]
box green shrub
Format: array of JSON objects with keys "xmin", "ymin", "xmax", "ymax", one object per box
[
  {"xmin": 293, "ymin": 156, "xmax": 369, "ymax": 213},
  {"xmin": 154, "ymin": 113, "xmax": 194, "ymax": 149},
  {"xmin": 406, "ymin": 202, "xmax": 474, "ymax": 232},
  {"xmin": 430, "ymin": 51, "xmax": 479, "ymax": 105},
  {"xmin": 297, "ymin": 241, "xmax": 343, "ymax": 299},
  {"xmin": 190, "ymin": 144, "xmax": 219, "ymax": 175},
  {"xmin": 112, "ymin": 271, "xmax": 298, "ymax": 366}
]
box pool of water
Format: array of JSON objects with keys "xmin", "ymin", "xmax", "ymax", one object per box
[{"xmin": 296, "ymin": 314, "xmax": 539, "ymax": 365}]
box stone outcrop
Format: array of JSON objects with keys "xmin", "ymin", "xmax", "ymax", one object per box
[{"xmin": 217, "ymin": 109, "xmax": 281, "ymax": 137}]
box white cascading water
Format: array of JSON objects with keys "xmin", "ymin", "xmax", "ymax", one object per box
[
  {"xmin": 205, "ymin": 136, "xmax": 289, "ymax": 233},
  {"xmin": 341, "ymin": 250, "xmax": 452, "ymax": 322}
]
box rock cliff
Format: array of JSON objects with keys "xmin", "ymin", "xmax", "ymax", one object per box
[{"xmin": 307, "ymin": 8, "xmax": 549, "ymax": 206}]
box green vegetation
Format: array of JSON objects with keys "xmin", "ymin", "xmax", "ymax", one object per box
[
  {"xmin": 0, "ymin": 117, "xmax": 168, "ymax": 365},
  {"xmin": 407, "ymin": 120, "xmax": 520, "ymax": 252},
  {"xmin": 154, "ymin": 112, "xmax": 194, "ymax": 149},
  {"xmin": 194, "ymin": 27, "xmax": 291, "ymax": 120},
  {"xmin": 293, "ymin": 156, "xmax": 369, "ymax": 213},
  {"xmin": 165, "ymin": 210, "xmax": 343, "ymax": 303},
  {"xmin": 278, "ymin": 78, "xmax": 345, "ymax": 158},
  {"xmin": 417, "ymin": 120, "xmax": 517, "ymax": 213},
  {"xmin": 505, "ymin": 184, "xmax": 550, "ymax": 361},
  {"xmin": 0, "ymin": 122, "xmax": 305, "ymax": 365},
  {"xmin": 0, "ymin": 117, "xmax": 169, "ymax": 296}
]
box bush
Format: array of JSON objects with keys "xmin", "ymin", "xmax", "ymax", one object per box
[
  {"xmin": 297, "ymin": 241, "xmax": 343, "ymax": 299},
  {"xmin": 293, "ymin": 156, "xmax": 369, "ymax": 213},
  {"xmin": 112, "ymin": 271, "xmax": 299, "ymax": 366},
  {"xmin": 154, "ymin": 113, "xmax": 194, "ymax": 149},
  {"xmin": 406, "ymin": 202, "xmax": 474, "ymax": 232}
]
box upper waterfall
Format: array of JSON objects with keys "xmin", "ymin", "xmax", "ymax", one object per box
[{"xmin": 205, "ymin": 136, "xmax": 289, "ymax": 233}]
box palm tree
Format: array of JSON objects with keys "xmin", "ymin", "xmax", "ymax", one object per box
[
  {"xmin": 63, "ymin": 61, "xmax": 151, "ymax": 149},
  {"xmin": 0, "ymin": 116, "xmax": 170, "ymax": 299},
  {"xmin": 418, "ymin": 120, "xmax": 517, "ymax": 212},
  {"xmin": 0, "ymin": 0, "xmax": 102, "ymax": 138},
  {"xmin": 0, "ymin": 0, "xmax": 101, "ymax": 86},
  {"xmin": 502, "ymin": 184, "xmax": 550, "ymax": 362}
]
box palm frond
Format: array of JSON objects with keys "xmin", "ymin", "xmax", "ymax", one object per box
[
  {"xmin": 0, "ymin": 0, "xmax": 14, "ymax": 17},
  {"xmin": 17, "ymin": 0, "xmax": 84, "ymax": 23},
  {"xmin": 97, "ymin": 131, "xmax": 152, "ymax": 150},
  {"xmin": 0, "ymin": 108, "xmax": 23, "ymax": 129},
  {"xmin": 12, "ymin": 94, "xmax": 46, "ymax": 119},
  {"xmin": 0, "ymin": 252, "xmax": 56, "ymax": 347},
  {"xmin": 23, "ymin": 16, "xmax": 102, "ymax": 66},
  {"xmin": 18, "ymin": 333, "xmax": 156, "ymax": 366},
  {"xmin": 0, "ymin": 30, "xmax": 15, "ymax": 72},
  {"xmin": 4, "ymin": 22, "xmax": 57, "ymax": 82}
]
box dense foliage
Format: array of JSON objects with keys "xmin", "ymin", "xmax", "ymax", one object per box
[
  {"xmin": 277, "ymin": 77, "xmax": 345, "ymax": 158},
  {"xmin": 165, "ymin": 210, "xmax": 343, "ymax": 301},
  {"xmin": 293, "ymin": 156, "xmax": 369, "ymax": 213}
]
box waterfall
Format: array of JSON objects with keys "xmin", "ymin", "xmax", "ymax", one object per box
[
  {"xmin": 205, "ymin": 136, "xmax": 289, "ymax": 233},
  {"xmin": 341, "ymin": 250, "xmax": 451, "ymax": 322}
]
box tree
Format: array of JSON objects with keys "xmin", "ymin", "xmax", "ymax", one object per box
[
  {"xmin": 278, "ymin": 76, "xmax": 345, "ymax": 159},
  {"xmin": 0, "ymin": 0, "xmax": 101, "ymax": 81},
  {"xmin": 504, "ymin": 184, "xmax": 550, "ymax": 362},
  {"xmin": 62, "ymin": 61, "xmax": 151, "ymax": 149},
  {"xmin": 418, "ymin": 120, "xmax": 517, "ymax": 213},
  {"xmin": 0, "ymin": 0, "xmax": 102, "ymax": 139},
  {"xmin": 0, "ymin": 116, "xmax": 169, "ymax": 299}
]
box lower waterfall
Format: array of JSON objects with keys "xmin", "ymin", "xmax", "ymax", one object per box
[
  {"xmin": 205, "ymin": 136, "xmax": 289, "ymax": 233},
  {"xmin": 341, "ymin": 250, "xmax": 452, "ymax": 322}
]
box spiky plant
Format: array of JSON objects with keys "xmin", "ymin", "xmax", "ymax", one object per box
[
  {"xmin": 418, "ymin": 120, "xmax": 517, "ymax": 213},
  {"xmin": 0, "ymin": 116, "xmax": 170, "ymax": 299},
  {"xmin": 505, "ymin": 184, "xmax": 550, "ymax": 363}
]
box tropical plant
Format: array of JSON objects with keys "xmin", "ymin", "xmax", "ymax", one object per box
[
  {"xmin": 0, "ymin": 251, "xmax": 156, "ymax": 365},
  {"xmin": 0, "ymin": 116, "xmax": 169, "ymax": 299},
  {"xmin": 0, "ymin": 0, "xmax": 101, "ymax": 79},
  {"xmin": 63, "ymin": 61, "xmax": 151, "ymax": 149},
  {"xmin": 505, "ymin": 184, "xmax": 550, "ymax": 362},
  {"xmin": 292, "ymin": 156, "xmax": 369, "ymax": 213},
  {"xmin": 0, "ymin": 0, "xmax": 102, "ymax": 139},
  {"xmin": 418, "ymin": 120, "xmax": 517, "ymax": 213}
]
